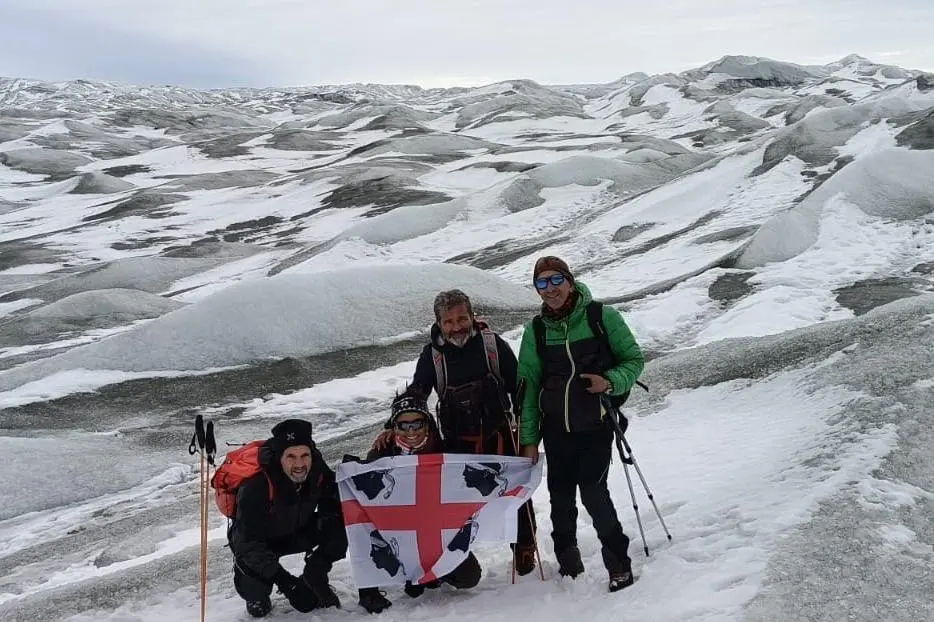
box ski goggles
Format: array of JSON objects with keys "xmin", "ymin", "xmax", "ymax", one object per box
[
  {"xmin": 534, "ymin": 273, "xmax": 566, "ymax": 290},
  {"xmin": 394, "ymin": 418, "xmax": 427, "ymax": 432}
]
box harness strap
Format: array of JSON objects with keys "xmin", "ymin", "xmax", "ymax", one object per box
[
  {"xmin": 480, "ymin": 327, "xmax": 500, "ymax": 380},
  {"xmin": 431, "ymin": 346, "xmax": 448, "ymax": 396},
  {"xmin": 432, "ymin": 326, "xmax": 502, "ymax": 396}
]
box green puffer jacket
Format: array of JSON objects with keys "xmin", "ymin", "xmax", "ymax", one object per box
[{"xmin": 517, "ymin": 282, "xmax": 644, "ymax": 446}]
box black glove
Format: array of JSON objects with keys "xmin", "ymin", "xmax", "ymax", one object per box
[
  {"xmin": 302, "ymin": 553, "xmax": 332, "ymax": 585},
  {"xmin": 302, "ymin": 555, "xmax": 341, "ymax": 608},
  {"xmin": 274, "ymin": 570, "xmax": 318, "ymax": 613},
  {"xmin": 308, "ymin": 582, "xmax": 341, "ymax": 609},
  {"xmin": 272, "ymin": 568, "xmax": 297, "ymax": 591}
]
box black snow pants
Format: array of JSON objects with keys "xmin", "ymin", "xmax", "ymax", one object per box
[
  {"xmin": 233, "ymin": 541, "xmax": 319, "ymax": 604},
  {"xmin": 542, "ymin": 426, "xmax": 631, "ymax": 569}
]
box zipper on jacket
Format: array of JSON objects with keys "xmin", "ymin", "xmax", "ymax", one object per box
[{"xmin": 563, "ymin": 320, "xmax": 574, "ymax": 433}]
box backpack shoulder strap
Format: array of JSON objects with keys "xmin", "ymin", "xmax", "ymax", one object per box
[
  {"xmin": 587, "ymin": 299, "xmax": 607, "ymax": 339},
  {"xmin": 586, "ymin": 300, "xmax": 611, "ymax": 362},
  {"xmin": 479, "ymin": 327, "xmax": 501, "ymax": 383},
  {"xmin": 431, "ymin": 346, "xmax": 447, "ymax": 396},
  {"xmin": 588, "ymin": 300, "xmax": 650, "ymax": 394},
  {"xmin": 531, "ymin": 315, "xmax": 546, "ymax": 361}
]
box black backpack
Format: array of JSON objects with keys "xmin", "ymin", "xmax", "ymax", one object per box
[{"xmin": 531, "ymin": 300, "xmax": 648, "ymax": 410}]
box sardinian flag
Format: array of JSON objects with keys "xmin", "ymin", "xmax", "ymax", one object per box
[{"xmin": 336, "ymin": 453, "xmax": 543, "ymax": 588}]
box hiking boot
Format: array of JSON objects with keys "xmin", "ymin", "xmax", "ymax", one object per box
[
  {"xmin": 404, "ymin": 581, "xmax": 426, "ymax": 598},
  {"xmin": 246, "ymin": 597, "xmax": 272, "ymax": 618},
  {"xmin": 601, "ymin": 546, "xmax": 634, "ymax": 592},
  {"xmin": 513, "ymin": 543, "xmax": 536, "ymax": 576},
  {"xmin": 358, "ymin": 587, "xmax": 392, "ymax": 614},
  {"xmin": 556, "ymin": 545, "xmax": 584, "ymax": 578},
  {"xmin": 405, "ymin": 578, "xmax": 441, "ymax": 597},
  {"xmin": 608, "ymin": 570, "xmax": 635, "ymax": 592}
]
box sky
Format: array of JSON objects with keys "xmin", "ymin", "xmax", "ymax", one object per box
[{"xmin": 1, "ymin": 0, "xmax": 933, "ymax": 89}]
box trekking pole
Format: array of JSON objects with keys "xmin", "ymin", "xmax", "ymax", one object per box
[
  {"xmin": 188, "ymin": 415, "xmax": 216, "ymax": 622},
  {"xmin": 610, "ymin": 417, "xmax": 649, "ymax": 556},
  {"xmin": 617, "ymin": 426, "xmax": 672, "ymax": 544},
  {"xmin": 506, "ymin": 408, "xmax": 546, "ymax": 583},
  {"xmin": 603, "ymin": 398, "xmax": 672, "ymax": 556}
]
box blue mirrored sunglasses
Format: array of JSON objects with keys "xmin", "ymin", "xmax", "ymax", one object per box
[
  {"xmin": 394, "ymin": 419, "xmax": 426, "ymax": 432},
  {"xmin": 534, "ymin": 274, "xmax": 566, "ymax": 290}
]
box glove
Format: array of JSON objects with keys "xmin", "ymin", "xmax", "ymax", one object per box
[
  {"xmin": 303, "ymin": 554, "xmax": 332, "ymax": 586},
  {"xmin": 309, "ymin": 582, "xmax": 341, "ymax": 609},
  {"xmin": 274, "ymin": 569, "xmax": 318, "ymax": 613},
  {"xmin": 302, "ymin": 554, "xmax": 340, "ymax": 608},
  {"xmin": 279, "ymin": 580, "xmax": 319, "ymax": 613},
  {"xmin": 373, "ymin": 428, "xmax": 393, "ymax": 450},
  {"xmin": 272, "ymin": 568, "xmax": 298, "ymax": 592}
]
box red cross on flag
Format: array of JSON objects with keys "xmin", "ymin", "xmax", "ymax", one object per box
[{"xmin": 337, "ymin": 453, "xmax": 543, "ymax": 588}]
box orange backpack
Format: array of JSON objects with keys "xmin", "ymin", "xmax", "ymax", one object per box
[{"xmin": 210, "ymin": 440, "xmax": 274, "ymax": 518}]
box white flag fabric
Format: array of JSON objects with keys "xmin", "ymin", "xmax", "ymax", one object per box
[{"xmin": 336, "ymin": 452, "xmax": 544, "ymax": 588}]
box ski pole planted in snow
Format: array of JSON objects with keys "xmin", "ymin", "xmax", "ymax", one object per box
[{"xmin": 505, "ymin": 404, "xmax": 546, "ymax": 583}]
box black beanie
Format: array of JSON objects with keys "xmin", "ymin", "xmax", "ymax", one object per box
[{"xmin": 269, "ymin": 419, "xmax": 314, "ymax": 456}]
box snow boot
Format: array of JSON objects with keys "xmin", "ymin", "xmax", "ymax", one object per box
[
  {"xmin": 404, "ymin": 581, "xmax": 425, "ymax": 598},
  {"xmin": 246, "ymin": 597, "xmax": 272, "ymax": 618},
  {"xmin": 404, "ymin": 579, "xmax": 439, "ymax": 598},
  {"xmin": 556, "ymin": 545, "xmax": 585, "ymax": 578},
  {"xmin": 601, "ymin": 547, "xmax": 634, "ymax": 592},
  {"xmin": 512, "ymin": 542, "xmax": 537, "ymax": 576},
  {"xmin": 358, "ymin": 587, "xmax": 392, "ymax": 614}
]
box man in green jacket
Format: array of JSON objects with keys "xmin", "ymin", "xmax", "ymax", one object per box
[{"xmin": 517, "ymin": 256, "xmax": 644, "ymax": 593}]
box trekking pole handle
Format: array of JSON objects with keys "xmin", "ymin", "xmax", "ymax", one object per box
[
  {"xmin": 604, "ymin": 398, "xmax": 633, "ymax": 465},
  {"xmin": 205, "ymin": 421, "xmax": 217, "ymax": 465},
  {"xmin": 189, "ymin": 414, "xmax": 206, "ymax": 455},
  {"xmin": 195, "ymin": 415, "xmax": 206, "ymax": 448},
  {"xmin": 601, "ymin": 395, "xmax": 629, "ymax": 433}
]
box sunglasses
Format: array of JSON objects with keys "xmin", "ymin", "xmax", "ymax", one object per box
[
  {"xmin": 394, "ymin": 419, "xmax": 426, "ymax": 432},
  {"xmin": 534, "ymin": 274, "xmax": 566, "ymax": 290}
]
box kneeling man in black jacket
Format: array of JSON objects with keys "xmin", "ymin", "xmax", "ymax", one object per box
[{"xmin": 228, "ymin": 419, "xmax": 347, "ymax": 618}]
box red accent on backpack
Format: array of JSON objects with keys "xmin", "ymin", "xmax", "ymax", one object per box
[{"xmin": 210, "ymin": 439, "xmax": 274, "ymax": 518}]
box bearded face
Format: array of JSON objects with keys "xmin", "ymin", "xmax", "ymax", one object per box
[{"xmin": 438, "ymin": 303, "xmax": 475, "ymax": 347}]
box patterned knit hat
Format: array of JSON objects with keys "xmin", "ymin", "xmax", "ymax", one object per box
[
  {"xmin": 390, "ymin": 392, "xmax": 431, "ymax": 422},
  {"xmin": 533, "ymin": 256, "xmax": 575, "ymax": 284}
]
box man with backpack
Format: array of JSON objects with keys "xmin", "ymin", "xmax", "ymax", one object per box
[
  {"xmin": 377, "ymin": 289, "xmax": 538, "ymax": 576},
  {"xmin": 223, "ymin": 419, "xmax": 347, "ymax": 618},
  {"xmin": 516, "ymin": 256, "xmax": 645, "ymax": 593}
]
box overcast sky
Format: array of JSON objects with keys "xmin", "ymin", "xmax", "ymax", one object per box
[{"xmin": 2, "ymin": 0, "xmax": 932, "ymax": 89}]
